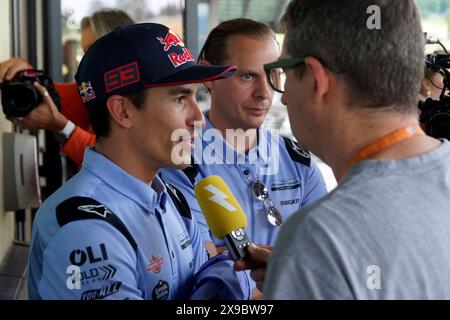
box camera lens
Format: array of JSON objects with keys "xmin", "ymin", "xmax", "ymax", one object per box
[
  {"xmin": 1, "ymin": 82, "xmax": 40, "ymax": 117},
  {"xmin": 426, "ymin": 112, "xmax": 450, "ymax": 140},
  {"xmin": 8, "ymin": 84, "xmax": 37, "ymax": 110}
]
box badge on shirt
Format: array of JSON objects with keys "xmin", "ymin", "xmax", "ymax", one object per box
[
  {"xmin": 271, "ymin": 179, "xmax": 301, "ymax": 192},
  {"xmin": 147, "ymin": 255, "xmax": 164, "ymax": 274},
  {"xmin": 178, "ymin": 231, "xmax": 192, "ymax": 250},
  {"xmin": 152, "ymin": 280, "xmax": 170, "ymax": 300}
]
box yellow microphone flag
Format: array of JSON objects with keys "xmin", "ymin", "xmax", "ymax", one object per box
[{"xmin": 194, "ymin": 175, "xmax": 248, "ymax": 239}]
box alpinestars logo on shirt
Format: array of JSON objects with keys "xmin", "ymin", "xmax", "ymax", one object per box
[{"xmin": 78, "ymin": 205, "xmax": 111, "ymax": 218}]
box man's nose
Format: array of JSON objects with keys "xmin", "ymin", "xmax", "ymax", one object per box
[{"xmin": 253, "ymin": 76, "xmax": 272, "ymax": 100}]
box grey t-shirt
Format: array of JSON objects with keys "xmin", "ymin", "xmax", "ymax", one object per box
[{"xmin": 265, "ymin": 140, "xmax": 450, "ymax": 299}]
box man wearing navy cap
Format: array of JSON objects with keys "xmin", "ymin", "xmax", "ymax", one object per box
[{"xmin": 27, "ymin": 23, "xmax": 251, "ymax": 300}]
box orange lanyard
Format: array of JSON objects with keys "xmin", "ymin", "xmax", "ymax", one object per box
[{"xmin": 344, "ymin": 125, "xmax": 425, "ymax": 177}]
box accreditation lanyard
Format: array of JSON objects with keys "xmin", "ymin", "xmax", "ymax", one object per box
[{"xmin": 343, "ymin": 125, "xmax": 425, "ymax": 178}]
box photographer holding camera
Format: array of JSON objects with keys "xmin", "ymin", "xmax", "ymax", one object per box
[
  {"xmin": 0, "ymin": 9, "xmax": 134, "ymax": 166},
  {"xmin": 418, "ymin": 49, "xmax": 450, "ymax": 141},
  {"xmin": 420, "ymin": 66, "xmax": 444, "ymax": 101}
]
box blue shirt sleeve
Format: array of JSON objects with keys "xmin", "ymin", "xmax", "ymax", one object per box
[
  {"xmin": 177, "ymin": 199, "xmax": 251, "ymax": 300},
  {"xmin": 301, "ymin": 159, "xmax": 328, "ymax": 206},
  {"xmin": 35, "ymin": 220, "xmax": 143, "ymax": 300},
  {"xmin": 160, "ymin": 169, "xmax": 213, "ymax": 243},
  {"xmin": 189, "ymin": 254, "xmax": 251, "ymax": 300}
]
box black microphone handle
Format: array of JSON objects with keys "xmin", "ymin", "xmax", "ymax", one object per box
[{"xmin": 223, "ymin": 228, "xmax": 251, "ymax": 260}]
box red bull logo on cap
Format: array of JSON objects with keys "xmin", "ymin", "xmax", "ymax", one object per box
[
  {"xmin": 168, "ymin": 48, "xmax": 195, "ymax": 68},
  {"xmin": 79, "ymin": 81, "xmax": 96, "ymax": 103},
  {"xmin": 157, "ymin": 30, "xmax": 185, "ymax": 52},
  {"xmin": 157, "ymin": 30, "xmax": 194, "ymax": 68}
]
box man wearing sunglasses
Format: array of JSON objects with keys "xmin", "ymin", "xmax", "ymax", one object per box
[
  {"xmin": 159, "ymin": 18, "xmax": 328, "ymax": 298},
  {"xmin": 237, "ymin": 0, "xmax": 450, "ymax": 299}
]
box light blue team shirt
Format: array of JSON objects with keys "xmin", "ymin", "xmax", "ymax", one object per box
[
  {"xmin": 160, "ymin": 112, "xmax": 328, "ymax": 247},
  {"xmin": 28, "ymin": 148, "xmax": 250, "ymax": 300}
]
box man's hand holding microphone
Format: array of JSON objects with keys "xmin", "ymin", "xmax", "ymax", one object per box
[
  {"xmin": 194, "ymin": 175, "xmax": 272, "ymax": 298},
  {"xmin": 234, "ymin": 244, "xmax": 272, "ymax": 294}
]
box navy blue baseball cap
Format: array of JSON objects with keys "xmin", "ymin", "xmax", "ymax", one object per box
[{"xmin": 75, "ymin": 23, "xmax": 237, "ymax": 107}]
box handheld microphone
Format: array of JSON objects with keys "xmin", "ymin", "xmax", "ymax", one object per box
[{"xmin": 194, "ymin": 175, "xmax": 251, "ymax": 260}]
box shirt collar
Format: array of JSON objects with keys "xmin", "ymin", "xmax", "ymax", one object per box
[
  {"xmin": 195, "ymin": 111, "xmax": 272, "ymax": 169},
  {"xmin": 151, "ymin": 177, "xmax": 168, "ymax": 213},
  {"xmin": 82, "ymin": 148, "xmax": 167, "ymax": 214}
]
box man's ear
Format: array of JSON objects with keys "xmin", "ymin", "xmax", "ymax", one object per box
[
  {"xmin": 198, "ymin": 59, "xmax": 214, "ymax": 92},
  {"xmin": 304, "ymin": 56, "xmax": 330, "ymax": 105},
  {"xmin": 106, "ymin": 95, "xmax": 133, "ymax": 129}
]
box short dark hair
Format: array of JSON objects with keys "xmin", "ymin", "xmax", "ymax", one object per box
[
  {"xmin": 199, "ymin": 18, "xmax": 276, "ymax": 65},
  {"xmin": 87, "ymin": 90, "xmax": 147, "ymax": 139},
  {"xmin": 282, "ymin": 0, "xmax": 425, "ymax": 113}
]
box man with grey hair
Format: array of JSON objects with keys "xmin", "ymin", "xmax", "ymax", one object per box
[{"xmin": 236, "ymin": 0, "xmax": 450, "ymax": 299}]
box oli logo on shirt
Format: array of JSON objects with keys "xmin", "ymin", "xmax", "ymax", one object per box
[
  {"xmin": 69, "ymin": 243, "xmax": 109, "ymax": 267},
  {"xmin": 66, "ymin": 244, "xmax": 109, "ymax": 290}
]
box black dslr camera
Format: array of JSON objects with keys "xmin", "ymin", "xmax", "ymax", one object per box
[
  {"xmin": 419, "ymin": 97, "xmax": 450, "ymax": 140},
  {"xmin": 419, "ymin": 35, "xmax": 450, "ymax": 140},
  {"xmin": 1, "ymin": 69, "xmax": 60, "ymax": 117},
  {"xmin": 426, "ymin": 52, "xmax": 450, "ymax": 70}
]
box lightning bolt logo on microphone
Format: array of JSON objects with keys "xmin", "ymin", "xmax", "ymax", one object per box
[
  {"xmin": 195, "ymin": 175, "xmax": 247, "ymax": 239},
  {"xmin": 195, "ymin": 176, "xmax": 250, "ymax": 260},
  {"xmin": 204, "ymin": 184, "xmax": 237, "ymax": 212}
]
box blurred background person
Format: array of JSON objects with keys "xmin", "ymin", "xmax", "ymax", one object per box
[
  {"xmin": 420, "ymin": 66, "xmax": 444, "ymax": 101},
  {"xmin": 0, "ymin": 9, "xmax": 135, "ymax": 166}
]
